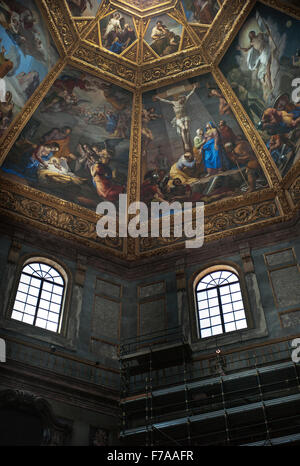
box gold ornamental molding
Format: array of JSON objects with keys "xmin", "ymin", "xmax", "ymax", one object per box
[
  {"xmin": 138, "ymin": 199, "xmax": 282, "ymax": 257},
  {"xmin": 126, "ymin": 89, "xmax": 142, "ymax": 258},
  {"xmin": 289, "ymin": 177, "xmax": 300, "ymax": 208},
  {"xmin": 71, "ymin": 43, "xmax": 139, "ymax": 90},
  {"xmin": 43, "ymin": 0, "xmax": 80, "ymax": 52},
  {"xmin": 109, "ymin": 0, "xmax": 177, "ymax": 18},
  {"xmin": 260, "ymin": 0, "xmax": 300, "ymax": 19},
  {"xmin": 0, "ymin": 0, "xmax": 299, "ymax": 261},
  {"xmin": 0, "ymin": 180, "xmax": 124, "ymax": 256},
  {"xmin": 202, "ymin": 0, "xmax": 255, "ymax": 64}
]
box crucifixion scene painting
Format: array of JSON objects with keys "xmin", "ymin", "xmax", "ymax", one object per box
[
  {"xmin": 141, "ymin": 75, "xmax": 268, "ymax": 206},
  {"xmin": 221, "ymin": 3, "xmax": 300, "ymax": 177}
]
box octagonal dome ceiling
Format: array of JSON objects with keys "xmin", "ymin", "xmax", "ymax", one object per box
[{"xmin": 0, "ymin": 0, "xmax": 299, "ymax": 260}]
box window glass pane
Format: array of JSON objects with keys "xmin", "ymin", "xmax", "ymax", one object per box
[
  {"xmin": 35, "ymin": 318, "xmax": 46, "ymax": 329},
  {"xmin": 221, "ymin": 294, "xmax": 231, "ymax": 304},
  {"xmin": 197, "ymin": 281, "xmax": 208, "ymax": 291},
  {"xmin": 49, "ymin": 302, "xmax": 61, "ymax": 314},
  {"xmin": 11, "ymin": 311, "xmax": 23, "ymax": 321},
  {"xmin": 231, "ymin": 291, "xmax": 242, "ymax": 302},
  {"xmin": 212, "ymin": 325, "xmax": 223, "ymax": 336},
  {"xmin": 223, "ymin": 312, "xmax": 234, "ymax": 323},
  {"xmin": 30, "ymin": 277, "xmax": 41, "ymax": 288},
  {"xmin": 227, "ymin": 273, "xmax": 238, "ymax": 284},
  {"xmin": 219, "ymin": 285, "xmax": 230, "ymax": 295},
  {"xmin": 37, "ymin": 309, "xmax": 48, "ymax": 320},
  {"xmin": 24, "ymin": 304, "xmax": 36, "ymax": 316},
  {"xmin": 23, "ymin": 314, "xmax": 34, "ymax": 325},
  {"xmin": 46, "ymin": 321, "xmax": 58, "ymax": 332},
  {"xmin": 208, "ymin": 297, "xmax": 218, "ymax": 308},
  {"xmin": 18, "ymin": 283, "xmax": 29, "ymax": 294},
  {"xmin": 14, "ymin": 301, "xmax": 24, "ymax": 312},
  {"xmin": 234, "ymin": 310, "xmax": 246, "ymax": 321},
  {"xmin": 197, "ymin": 290, "xmax": 207, "ymax": 301},
  {"xmin": 236, "ymin": 319, "xmax": 247, "ymax": 330},
  {"xmin": 207, "ymin": 289, "xmax": 217, "ymax": 299},
  {"xmin": 53, "ymin": 276, "xmax": 64, "ymax": 286},
  {"xmin": 43, "ymin": 282, "xmax": 53, "ymax": 292},
  {"xmin": 51, "ymin": 294, "xmax": 62, "ymax": 305},
  {"xmin": 198, "ymin": 300, "xmax": 209, "ymax": 311},
  {"xmin": 199, "ymin": 318, "xmax": 210, "ymax": 329},
  {"xmin": 39, "ymin": 299, "xmax": 50, "ymax": 311},
  {"xmin": 201, "ymin": 328, "xmax": 212, "ymax": 338},
  {"xmin": 48, "ymin": 312, "xmax": 59, "ymax": 323},
  {"xmin": 233, "ymin": 301, "xmax": 244, "ymax": 311},
  {"xmin": 26, "ymin": 295, "xmax": 38, "ymax": 306},
  {"xmin": 225, "ymin": 322, "xmax": 236, "ymax": 332},
  {"xmin": 40, "ymin": 264, "xmax": 51, "ymax": 273},
  {"xmin": 28, "ymin": 286, "xmax": 40, "ymax": 297},
  {"xmin": 230, "ymin": 283, "xmax": 241, "ymax": 293},
  {"xmin": 211, "ymin": 316, "xmax": 221, "ymax": 326},
  {"xmin": 23, "ymin": 265, "xmax": 35, "ymax": 274},
  {"xmin": 209, "ymin": 306, "xmax": 220, "ymax": 317},
  {"xmin": 211, "ymin": 271, "xmax": 222, "ymax": 281},
  {"xmin": 219, "ymin": 271, "xmax": 232, "ymax": 280},
  {"xmin": 41, "ymin": 290, "xmax": 51, "ymax": 301},
  {"xmin": 199, "ymin": 309, "xmax": 209, "ymax": 319},
  {"xmin": 20, "ymin": 274, "xmax": 31, "ymax": 284},
  {"xmin": 53, "ymin": 285, "xmax": 63, "ymax": 296},
  {"xmin": 222, "ymin": 303, "xmax": 233, "ymax": 313},
  {"xmin": 15, "ymin": 291, "xmax": 27, "ymax": 303}
]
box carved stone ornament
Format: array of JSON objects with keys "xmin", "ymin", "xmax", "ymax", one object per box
[{"xmin": 0, "ymin": 389, "xmax": 71, "ymax": 446}]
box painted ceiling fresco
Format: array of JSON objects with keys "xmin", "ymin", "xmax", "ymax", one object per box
[
  {"xmin": 0, "ymin": 0, "xmax": 299, "ymax": 259},
  {"xmin": 0, "ymin": 0, "xmax": 58, "ymax": 136},
  {"xmin": 100, "ymin": 10, "xmax": 137, "ymax": 56},
  {"xmin": 1, "ymin": 66, "xmax": 132, "ymax": 210},
  {"xmin": 221, "ymin": 3, "xmax": 300, "ymax": 178},
  {"xmin": 141, "ymin": 75, "xmax": 268, "ymax": 206},
  {"xmin": 181, "ymin": 0, "xmax": 222, "ymax": 25},
  {"xmin": 66, "ymin": 0, "xmax": 103, "ymax": 17}
]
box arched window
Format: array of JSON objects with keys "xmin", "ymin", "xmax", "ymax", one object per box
[
  {"xmin": 195, "ymin": 267, "xmax": 248, "ymax": 338},
  {"xmin": 11, "ymin": 261, "xmax": 66, "ymax": 333}
]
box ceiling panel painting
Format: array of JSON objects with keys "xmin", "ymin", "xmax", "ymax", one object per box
[
  {"xmin": 0, "ymin": 0, "xmax": 59, "ymax": 137},
  {"xmin": 0, "ymin": 0, "xmax": 298, "ymax": 259},
  {"xmin": 144, "ymin": 14, "xmax": 183, "ymax": 58},
  {"xmin": 220, "ymin": 2, "xmax": 300, "ymax": 178},
  {"xmin": 99, "ymin": 11, "xmax": 137, "ymax": 56},
  {"xmin": 66, "ymin": 0, "xmax": 103, "ymax": 17},
  {"xmin": 1, "ymin": 66, "xmax": 132, "ymax": 211},
  {"xmin": 141, "ymin": 74, "xmax": 268, "ymax": 206},
  {"xmin": 181, "ymin": 0, "xmax": 222, "ymax": 25}
]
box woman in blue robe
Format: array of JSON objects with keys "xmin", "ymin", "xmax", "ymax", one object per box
[{"xmin": 202, "ymin": 121, "xmax": 228, "ymax": 175}]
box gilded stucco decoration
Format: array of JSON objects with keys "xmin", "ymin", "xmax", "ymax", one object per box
[{"xmin": 0, "ymin": 0, "xmax": 299, "ymax": 260}]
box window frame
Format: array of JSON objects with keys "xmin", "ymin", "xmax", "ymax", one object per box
[
  {"xmin": 7, "ymin": 255, "xmax": 71, "ymax": 337},
  {"xmin": 195, "ymin": 268, "xmax": 248, "ymax": 339},
  {"xmin": 190, "ymin": 263, "xmax": 253, "ymax": 344}
]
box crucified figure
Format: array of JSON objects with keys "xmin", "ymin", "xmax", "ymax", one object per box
[{"xmin": 153, "ymin": 84, "xmax": 197, "ymax": 151}]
